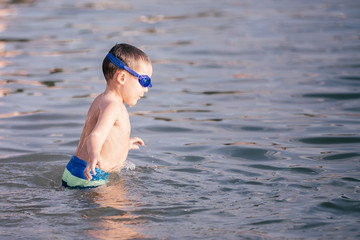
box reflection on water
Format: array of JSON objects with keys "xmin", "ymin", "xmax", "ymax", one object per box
[
  {"xmin": 84, "ymin": 180, "xmax": 146, "ymax": 240},
  {"xmin": 0, "ymin": 0, "xmax": 360, "ymax": 239}
]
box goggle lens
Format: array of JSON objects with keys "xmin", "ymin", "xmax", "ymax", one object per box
[{"xmin": 139, "ymin": 75, "xmax": 152, "ymax": 88}]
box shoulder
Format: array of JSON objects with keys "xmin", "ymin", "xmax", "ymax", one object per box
[
  {"xmin": 99, "ymin": 100, "xmax": 120, "ymax": 117},
  {"xmin": 89, "ymin": 93, "xmax": 128, "ymax": 122},
  {"xmin": 100, "ymin": 97, "xmax": 127, "ymax": 120}
]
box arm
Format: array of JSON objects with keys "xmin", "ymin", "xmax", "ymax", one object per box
[{"xmin": 84, "ymin": 104, "xmax": 118, "ymax": 181}]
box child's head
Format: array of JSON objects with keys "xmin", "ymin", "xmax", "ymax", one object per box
[
  {"xmin": 102, "ymin": 43, "xmax": 151, "ymax": 83},
  {"xmin": 102, "ymin": 43, "xmax": 152, "ymax": 106}
]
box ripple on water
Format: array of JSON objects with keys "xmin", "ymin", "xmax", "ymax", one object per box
[
  {"xmin": 216, "ymin": 146, "xmax": 287, "ymax": 161},
  {"xmin": 170, "ymin": 167, "xmax": 204, "ymax": 174},
  {"xmin": 0, "ymin": 152, "xmax": 68, "ymax": 163},
  {"xmin": 79, "ymin": 207, "xmax": 127, "ymax": 218},
  {"xmin": 339, "ymin": 76, "xmax": 360, "ymax": 81},
  {"xmin": 247, "ymin": 164, "xmax": 321, "ymax": 175},
  {"xmin": 293, "ymin": 221, "xmax": 329, "ymax": 230},
  {"xmin": 132, "ymin": 205, "xmax": 210, "ymax": 219},
  {"xmin": 342, "ymin": 176, "xmax": 360, "ymax": 183},
  {"xmin": 175, "ymin": 155, "xmax": 206, "ymax": 162},
  {"xmin": 316, "ymin": 198, "xmax": 360, "ymax": 216},
  {"xmin": 1, "ymin": 0, "xmax": 360, "ymax": 239},
  {"xmin": 11, "ymin": 122, "xmax": 82, "ymax": 131},
  {"xmin": 249, "ymin": 219, "xmax": 286, "ymax": 226},
  {"xmin": 297, "ymin": 136, "xmax": 360, "ymax": 145},
  {"xmin": 225, "ymin": 168, "xmax": 261, "ymax": 177},
  {"xmin": 141, "ymin": 125, "xmax": 208, "ymax": 133},
  {"xmin": 8, "ymin": 112, "xmax": 82, "ymax": 122},
  {"xmin": 321, "ymin": 152, "xmax": 360, "ymax": 161},
  {"xmin": 219, "ymin": 123, "xmax": 292, "ymax": 133},
  {"xmin": 0, "ymin": 153, "xmax": 67, "ymax": 188},
  {"xmin": 301, "ymin": 92, "xmax": 360, "ymax": 100}
]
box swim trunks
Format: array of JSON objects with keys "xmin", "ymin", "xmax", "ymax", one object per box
[{"xmin": 62, "ymin": 155, "xmax": 109, "ymax": 189}]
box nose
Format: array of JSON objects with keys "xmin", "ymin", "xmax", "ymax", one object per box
[{"xmin": 144, "ymin": 87, "xmax": 149, "ymax": 93}]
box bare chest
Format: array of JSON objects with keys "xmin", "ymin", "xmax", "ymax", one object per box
[{"xmin": 109, "ymin": 112, "xmax": 131, "ymax": 140}]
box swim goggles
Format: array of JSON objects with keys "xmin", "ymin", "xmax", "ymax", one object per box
[{"xmin": 106, "ymin": 53, "xmax": 152, "ymax": 88}]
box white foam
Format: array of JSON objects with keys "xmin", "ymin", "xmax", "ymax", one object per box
[{"xmin": 124, "ymin": 161, "xmax": 136, "ymax": 171}]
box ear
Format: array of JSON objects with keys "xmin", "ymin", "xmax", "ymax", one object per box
[{"xmin": 115, "ymin": 71, "xmax": 127, "ymax": 86}]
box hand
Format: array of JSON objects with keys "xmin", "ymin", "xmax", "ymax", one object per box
[
  {"xmin": 84, "ymin": 155, "xmax": 103, "ymax": 181},
  {"xmin": 129, "ymin": 137, "xmax": 144, "ymax": 150}
]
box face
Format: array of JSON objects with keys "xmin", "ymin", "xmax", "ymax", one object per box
[{"xmin": 122, "ymin": 62, "xmax": 153, "ymax": 106}]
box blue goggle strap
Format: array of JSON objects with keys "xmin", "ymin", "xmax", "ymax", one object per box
[
  {"xmin": 106, "ymin": 53, "xmax": 140, "ymax": 78},
  {"xmin": 106, "ymin": 53, "xmax": 152, "ymax": 88}
]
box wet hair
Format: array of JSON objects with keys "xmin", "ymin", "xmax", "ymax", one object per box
[{"xmin": 102, "ymin": 43, "xmax": 151, "ymax": 82}]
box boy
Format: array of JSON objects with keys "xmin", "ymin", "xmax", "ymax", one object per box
[{"xmin": 62, "ymin": 43, "xmax": 153, "ymax": 188}]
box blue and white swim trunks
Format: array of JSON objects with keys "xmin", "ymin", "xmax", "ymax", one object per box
[{"xmin": 62, "ymin": 155, "xmax": 109, "ymax": 188}]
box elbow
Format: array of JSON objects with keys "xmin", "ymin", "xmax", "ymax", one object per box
[{"xmin": 87, "ymin": 132, "xmax": 101, "ymax": 147}]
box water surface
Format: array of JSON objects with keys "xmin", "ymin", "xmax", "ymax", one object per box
[{"xmin": 1, "ymin": 0, "xmax": 360, "ymax": 239}]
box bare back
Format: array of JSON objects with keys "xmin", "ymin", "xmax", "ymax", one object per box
[{"xmin": 75, "ymin": 93, "xmax": 131, "ymax": 172}]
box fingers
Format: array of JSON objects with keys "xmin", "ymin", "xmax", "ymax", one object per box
[
  {"xmin": 84, "ymin": 166, "xmax": 92, "ymax": 181},
  {"xmin": 129, "ymin": 137, "xmax": 145, "ymax": 150},
  {"xmin": 132, "ymin": 144, "xmax": 139, "ymax": 150},
  {"xmin": 84, "ymin": 161, "xmax": 99, "ymax": 181},
  {"xmin": 91, "ymin": 165, "xmax": 96, "ymax": 178},
  {"xmin": 96, "ymin": 160, "xmax": 102, "ymax": 170},
  {"xmin": 137, "ymin": 138, "xmax": 145, "ymax": 146},
  {"xmin": 131, "ymin": 137, "xmax": 144, "ymax": 145}
]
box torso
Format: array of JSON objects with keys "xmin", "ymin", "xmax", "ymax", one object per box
[{"xmin": 75, "ymin": 93, "xmax": 131, "ymax": 172}]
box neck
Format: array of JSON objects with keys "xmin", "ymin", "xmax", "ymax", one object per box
[{"xmin": 104, "ymin": 83, "xmax": 124, "ymax": 103}]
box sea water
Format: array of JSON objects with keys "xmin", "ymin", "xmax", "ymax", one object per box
[{"xmin": 0, "ymin": 0, "xmax": 359, "ymax": 239}]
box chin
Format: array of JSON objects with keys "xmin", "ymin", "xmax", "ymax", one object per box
[{"xmin": 128, "ymin": 100, "xmax": 138, "ymax": 106}]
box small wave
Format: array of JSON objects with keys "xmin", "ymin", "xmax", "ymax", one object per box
[
  {"xmin": 170, "ymin": 167, "xmax": 204, "ymax": 174},
  {"xmin": 300, "ymin": 92, "xmax": 360, "ymax": 100},
  {"xmin": 317, "ymin": 198, "xmax": 360, "ymax": 215},
  {"xmin": 216, "ymin": 146, "xmax": 287, "ymax": 161},
  {"xmin": 297, "ymin": 136, "xmax": 360, "ymax": 145},
  {"xmin": 322, "ymin": 152, "xmax": 360, "ymax": 161}
]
